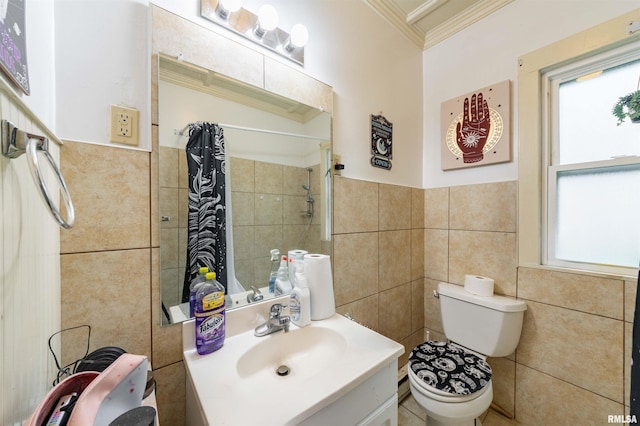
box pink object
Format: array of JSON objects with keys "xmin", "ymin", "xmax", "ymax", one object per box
[{"xmin": 26, "ymin": 353, "xmax": 148, "ymax": 426}]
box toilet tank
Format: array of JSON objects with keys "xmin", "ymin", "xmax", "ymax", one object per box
[{"xmin": 438, "ymin": 282, "xmax": 527, "ymax": 357}]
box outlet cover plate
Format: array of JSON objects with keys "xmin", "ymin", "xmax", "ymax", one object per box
[{"xmin": 110, "ymin": 105, "xmax": 139, "ymax": 146}]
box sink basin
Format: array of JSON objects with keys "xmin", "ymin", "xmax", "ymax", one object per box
[
  {"xmin": 182, "ymin": 297, "xmax": 404, "ymax": 425},
  {"xmin": 236, "ymin": 326, "xmax": 347, "ymax": 380}
]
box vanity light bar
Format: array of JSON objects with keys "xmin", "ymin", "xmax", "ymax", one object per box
[{"xmin": 201, "ymin": 0, "xmax": 307, "ymax": 66}]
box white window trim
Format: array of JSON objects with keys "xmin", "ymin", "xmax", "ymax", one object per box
[{"xmin": 518, "ymin": 8, "xmax": 640, "ymax": 279}]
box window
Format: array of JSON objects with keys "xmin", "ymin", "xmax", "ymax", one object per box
[
  {"xmin": 518, "ymin": 10, "xmax": 640, "ymax": 277},
  {"xmin": 543, "ymin": 43, "xmax": 640, "ymax": 274}
]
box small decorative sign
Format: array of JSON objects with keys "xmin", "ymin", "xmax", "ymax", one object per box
[
  {"xmin": 371, "ymin": 114, "xmax": 392, "ymax": 170},
  {"xmin": 441, "ymin": 80, "xmax": 510, "ymax": 170},
  {"xmin": 0, "ymin": 0, "xmax": 29, "ymax": 95}
]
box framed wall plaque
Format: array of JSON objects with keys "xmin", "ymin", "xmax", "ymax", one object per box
[
  {"xmin": 371, "ymin": 114, "xmax": 392, "ymax": 170},
  {"xmin": 441, "ymin": 80, "xmax": 510, "ymax": 170},
  {"xmin": 0, "ymin": 0, "xmax": 29, "ymax": 95}
]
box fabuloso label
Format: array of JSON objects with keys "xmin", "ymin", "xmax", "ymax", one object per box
[
  {"xmin": 202, "ymin": 291, "xmax": 224, "ymax": 310},
  {"xmin": 197, "ymin": 313, "xmax": 224, "ymax": 340}
]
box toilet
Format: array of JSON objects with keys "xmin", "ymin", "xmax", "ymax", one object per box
[{"xmin": 408, "ymin": 282, "xmax": 527, "ymax": 426}]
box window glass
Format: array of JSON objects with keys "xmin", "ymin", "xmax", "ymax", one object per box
[
  {"xmin": 554, "ymin": 163, "xmax": 640, "ymax": 268},
  {"xmin": 558, "ymin": 59, "xmax": 640, "ymax": 165}
]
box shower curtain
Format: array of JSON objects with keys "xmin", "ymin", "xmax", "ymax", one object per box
[{"xmin": 181, "ymin": 122, "xmax": 228, "ymax": 302}]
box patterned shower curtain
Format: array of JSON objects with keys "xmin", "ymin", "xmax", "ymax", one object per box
[{"xmin": 181, "ymin": 122, "xmax": 228, "ymax": 302}]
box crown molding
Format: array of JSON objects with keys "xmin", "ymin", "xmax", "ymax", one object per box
[
  {"xmin": 364, "ymin": 0, "xmax": 513, "ymax": 51},
  {"xmin": 423, "ymin": 0, "xmax": 513, "ymax": 49},
  {"xmin": 364, "ymin": 0, "xmax": 425, "ymax": 48}
]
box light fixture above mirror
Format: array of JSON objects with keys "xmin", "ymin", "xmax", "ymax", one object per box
[{"xmin": 201, "ymin": 0, "xmax": 308, "ymax": 66}]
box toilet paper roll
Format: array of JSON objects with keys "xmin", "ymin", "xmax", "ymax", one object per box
[
  {"xmin": 304, "ymin": 254, "xmax": 335, "ymax": 320},
  {"xmin": 464, "ymin": 274, "xmax": 494, "ymax": 296},
  {"xmin": 288, "ymin": 250, "xmax": 308, "ymax": 285}
]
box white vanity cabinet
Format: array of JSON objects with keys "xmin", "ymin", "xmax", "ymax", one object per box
[
  {"xmin": 182, "ymin": 299, "xmax": 404, "ymax": 426},
  {"xmin": 185, "ymin": 358, "xmax": 399, "ymax": 426},
  {"xmin": 297, "ymin": 359, "xmax": 398, "ymax": 426}
]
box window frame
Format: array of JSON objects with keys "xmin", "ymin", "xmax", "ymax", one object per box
[
  {"xmin": 541, "ymin": 42, "xmax": 640, "ymax": 276},
  {"xmin": 518, "ymin": 9, "xmax": 640, "ymax": 279}
]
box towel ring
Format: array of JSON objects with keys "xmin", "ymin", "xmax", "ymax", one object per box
[{"xmin": 1, "ymin": 119, "xmax": 75, "ymax": 229}]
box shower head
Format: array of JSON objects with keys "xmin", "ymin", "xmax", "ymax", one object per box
[{"xmin": 302, "ymin": 184, "xmax": 310, "ymax": 190}]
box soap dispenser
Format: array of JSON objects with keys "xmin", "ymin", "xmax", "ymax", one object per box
[{"xmin": 290, "ymin": 262, "xmax": 311, "ymax": 327}]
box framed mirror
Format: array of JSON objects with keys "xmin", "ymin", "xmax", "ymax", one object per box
[{"xmin": 158, "ymin": 54, "xmax": 332, "ymax": 326}]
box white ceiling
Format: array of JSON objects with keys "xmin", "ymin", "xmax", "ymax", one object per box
[{"xmin": 364, "ymin": 0, "xmax": 513, "ymax": 50}]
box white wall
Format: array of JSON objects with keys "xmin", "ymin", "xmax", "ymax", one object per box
[
  {"xmin": 23, "ymin": 0, "xmax": 56, "ymax": 127},
  {"xmin": 55, "ymin": 0, "xmax": 424, "ymax": 187},
  {"xmin": 54, "ymin": 0, "xmax": 150, "ymax": 150},
  {"xmin": 422, "ymin": 0, "xmax": 640, "ymax": 189}
]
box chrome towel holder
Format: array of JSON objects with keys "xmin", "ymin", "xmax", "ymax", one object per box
[{"xmin": 1, "ymin": 119, "xmax": 75, "ymax": 229}]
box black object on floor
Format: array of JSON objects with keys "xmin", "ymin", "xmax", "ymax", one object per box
[{"xmin": 109, "ymin": 406, "xmax": 156, "ymax": 426}]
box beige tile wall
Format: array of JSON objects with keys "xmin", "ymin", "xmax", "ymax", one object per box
[
  {"xmin": 60, "ymin": 141, "xmax": 152, "ymax": 364},
  {"xmin": 159, "ymin": 146, "xmax": 187, "ymax": 310},
  {"xmin": 230, "ymin": 157, "xmax": 327, "ymax": 289},
  {"xmin": 423, "ymin": 179, "xmax": 635, "ymax": 423},
  {"xmin": 59, "ymin": 147, "xmax": 635, "ymax": 425},
  {"xmin": 332, "ymin": 176, "xmax": 425, "ymax": 369},
  {"xmin": 60, "ymin": 139, "xmax": 190, "ymax": 424}
]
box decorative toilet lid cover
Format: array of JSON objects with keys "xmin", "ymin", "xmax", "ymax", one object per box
[{"xmin": 409, "ymin": 341, "xmax": 492, "ymax": 395}]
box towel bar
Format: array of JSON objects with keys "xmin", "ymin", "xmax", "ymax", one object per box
[{"xmin": 1, "ymin": 119, "xmax": 75, "ymax": 229}]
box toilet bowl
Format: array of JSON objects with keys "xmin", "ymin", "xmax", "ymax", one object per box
[
  {"xmin": 408, "ymin": 341, "xmax": 493, "ymax": 426},
  {"xmin": 408, "ymin": 283, "xmax": 527, "ymax": 425}
]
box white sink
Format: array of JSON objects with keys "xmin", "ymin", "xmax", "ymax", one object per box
[
  {"xmin": 183, "ymin": 296, "xmax": 404, "ymax": 425},
  {"xmin": 236, "ymin": 325, "xmax": 347, "ymax": 381}
]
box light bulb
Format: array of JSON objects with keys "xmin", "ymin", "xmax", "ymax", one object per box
[
  {"xmin": 216, "ymin": 0, "xmax": 242, "ymax": 20},
  {"xmin": 257, "ymin": 4, "xmax": 278, "ymax": 31},
  {"xmin": 220, "ymin": 0, "xmax": 242, "ymax": 12},
  {"xmin": 289, "ymin": 24, "xmax": 308, "ymax": 48}
]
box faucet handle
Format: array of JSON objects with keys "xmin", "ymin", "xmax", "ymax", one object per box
[
  {"xmin": 279, "ymin": 316, "xmax": 291, "ymax": 332},
  {"xmin": 270, "ymin": 303, "xmax": 287, "ymax": 318}
]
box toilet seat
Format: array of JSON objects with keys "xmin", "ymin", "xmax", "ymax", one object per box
[{"xmin": 409, "ymin": 341, "xmax": 492, "ymax": 399}]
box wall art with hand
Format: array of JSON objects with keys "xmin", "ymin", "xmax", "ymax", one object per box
[{"xmin": 441, "ymin": 80, "xmax": 510, "ymax": 170}]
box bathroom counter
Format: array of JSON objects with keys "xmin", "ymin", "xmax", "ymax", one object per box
[{"xmin": 182, "ymin": 300, "xmax": 404, "ymax": 425}]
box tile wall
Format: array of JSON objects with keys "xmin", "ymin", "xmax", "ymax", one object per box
[
  {"xmin": 58, "ymin": 145, "xmax": 636, "ymax": 425},
  {"xmin": 332, "ymin": 176, "xmax": 425, "ymax": 369},
  {"xmin": 60, "ymin": 141, "xmax": 152, "ymax": 365},
  {"xmin": 228, "ymin": 157, "xmax": 328, "ymax": 289},
  {"xmin": 158, "ymin": 146, "xmax": 187, "ymax": 311},
  {"xmin": 423, "ymin": 180, "xmax": 635, "ymax": 423}
]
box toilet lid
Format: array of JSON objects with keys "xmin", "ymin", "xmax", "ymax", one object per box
[{"xmin": 409, "ymin": 341, "xmax": 492, "ymax": 396}]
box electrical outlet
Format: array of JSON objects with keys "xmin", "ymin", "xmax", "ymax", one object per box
[{"xmin": 110, "ymin": 105, "xmax": 139, "ymax": 146}]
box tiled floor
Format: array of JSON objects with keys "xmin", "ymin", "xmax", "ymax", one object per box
[{"xmin": 398, "ymin": 393, "xmax": 521, "ymax": 426}]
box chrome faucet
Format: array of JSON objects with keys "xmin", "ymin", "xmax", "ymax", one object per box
[
  {"xmin": 247, "ymin": 285, "xmax": 264, "ymax": 303},
  {"xmin": 254, "ymin": 303, "xmax": 290, "ymax": 337}
]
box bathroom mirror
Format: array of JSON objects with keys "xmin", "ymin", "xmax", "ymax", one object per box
[{"xmin": 158, "ymin": 54, "xmax": 332, "ymax": 326}]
